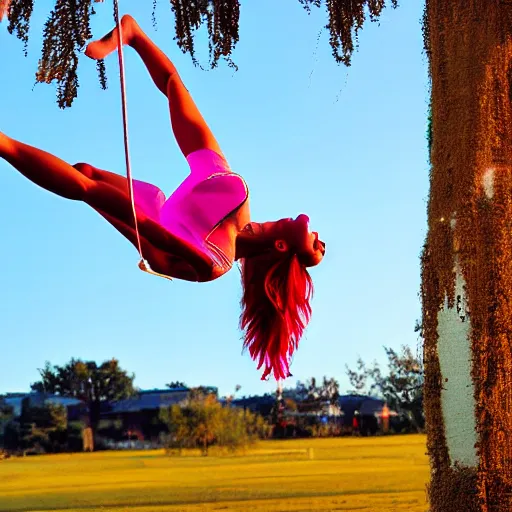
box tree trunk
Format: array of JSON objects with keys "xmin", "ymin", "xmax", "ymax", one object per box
[
  {"xmin": 423, "ymin": 1, "xmax": 512, "ymax": 510},
  {"xmin": 86, "ymin": 400, "xmax": 101, "ymax": 452}
]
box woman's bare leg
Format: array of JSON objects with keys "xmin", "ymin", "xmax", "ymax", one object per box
[
  {"xmin": 85, "ymin": 15, "xmax": 223, "ymax": 158},
  {"xmin": 0, "ymin": 132, "xmax": 138, "ymax": 227},
  {"xmin": 73, "ymin": 162, "xmax": 129, "ymax": 193},
  {"xmin": 0, "ymin": 132, "xmax": 92, "ymax": 200},
  {"xmin": 0, "ymin": 131, "xmax": 215, "ymax": 275}
]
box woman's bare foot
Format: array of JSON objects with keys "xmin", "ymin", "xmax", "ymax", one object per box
[
  {"xmin": 0, "ymin": 132, "xmax": 13, "ymax": 157},
  {"xmin": 0, "ymin": 132, "xmax": 17, "ymax": 161},
  {"xmin": 85, "ymin": 14, "xmax": 139, "ymax": 60}
]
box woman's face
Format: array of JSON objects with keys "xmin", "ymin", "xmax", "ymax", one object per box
[{"xmin": 245, "ymin": 214, "xmax": 325, "ymax": 266}]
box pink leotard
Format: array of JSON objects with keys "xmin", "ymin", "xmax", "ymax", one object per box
[{"xmin": 132, "ymin": 149, "xmax": 248, "ymax": 279}]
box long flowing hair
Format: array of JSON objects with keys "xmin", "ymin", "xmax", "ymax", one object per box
[{"xmin": 239, "ymin": 251, "xmax": 314, "ymax": 380}]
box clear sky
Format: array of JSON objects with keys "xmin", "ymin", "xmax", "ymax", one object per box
[{"xmin": 0, "ymin": 1, "xmax": 429, "ymax": 399}]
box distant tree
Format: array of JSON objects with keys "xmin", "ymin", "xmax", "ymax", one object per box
[
  {"xmin": 294, "ymin": 376, "xmax": 340, "ymax": 404},
  {"xmin": 345, "ymin": 345, "xmax": 425, "ymax": 431},
  {"xmin": 0, "ymin": 401, "xmax": 13, "ymax": 424},
  {"xmin": 3, "ymin": 399, "xmax": 68, "ymax": 454},
  {"xmin": 161, "ymin": 404, "xmax": 194, "ymax": 453},
  {"xmin": 188, "ymin": 392, "xmax": 222, "ymax": 455},
  {"xmin": 216, "ymin": 406, "xmax": 270, "ymax": 452},
  {"xmin": 345, "ymin": 358, "xmax": 371, "ymax": 395},
  {"xmin": 2, "ymin": 422, "xmax": 20, "ymax": 454},
  {"xmin": 293, "ymin": 380, "xmax": 309, "ymax": 402},
  {"xmin": 0, "ymin": 401, "xmax": 14, "ymax": 451},
  {"xmin": 372, "ymin": 346, "xmax": 424, "ymax": 431},
  {"xmin": 19, "ymin": 401, "xmax": 68, "ymax": 454},
  {"xmin": 319, "ymin": 376, "xmax": 340, "ymax": 405},
  {"xmin": 277, "ymin": 377, "xmax": 341, "ymax": 438},
  {"xmin": 160, "ymin": 388, "xmax": 222, "ymax": 455},
  {"xmin": 31, "ymin": 358, "xmax": 136, "ymax": 448},
  {"xmin": 166, "ymin": 381, "xmax": 188, "ymax": 389}
]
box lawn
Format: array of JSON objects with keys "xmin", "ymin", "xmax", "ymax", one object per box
[{"xmin": 0, "ymin": 434, "xmax": 429, "ymax": 512}]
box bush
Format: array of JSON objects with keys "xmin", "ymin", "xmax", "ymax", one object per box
[{"xmin": 160, "ymin": 390, "xmax": 270, "ymax": 456}]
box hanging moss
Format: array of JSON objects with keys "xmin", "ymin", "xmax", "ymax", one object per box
[
  {"xmin": 4, "ymin": 0, "xmax": 399, "ymax": 108},
  {"xmin": 35, "ymin": 0, "xmax": 96, "ymax": 108},
  {"xmin": 6, "ymin": 0, "xmax": 34, "ymax": 56}
]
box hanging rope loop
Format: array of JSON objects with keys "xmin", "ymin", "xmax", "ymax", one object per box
[{"xmin": 113, "ymin": 0, "xmax": 172, "ymax": 281}]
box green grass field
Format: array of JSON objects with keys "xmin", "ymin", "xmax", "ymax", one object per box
[{"xmin": 0, "ymin": 435, "xmax": 429, "ymax": 512}]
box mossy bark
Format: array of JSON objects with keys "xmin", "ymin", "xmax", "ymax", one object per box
[{"xmin": 423, "ymin": 1, "xmax": 512, "ymax": 510}]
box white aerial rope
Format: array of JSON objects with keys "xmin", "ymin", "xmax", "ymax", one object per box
[{"xmin": 112, "ymin": 0, "xmax": 172, "ymax": 281}]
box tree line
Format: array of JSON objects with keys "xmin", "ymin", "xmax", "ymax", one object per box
[{"xmin": 0, "ymin": 343, "xmax": 424, "ymax": 456}]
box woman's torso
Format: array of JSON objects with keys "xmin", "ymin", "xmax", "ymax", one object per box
[{"xmin": 133, "ymin": 149, "xmax": 249, "ymax": 281}]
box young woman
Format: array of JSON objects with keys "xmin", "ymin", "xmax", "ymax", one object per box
[{"xmin": 0, "ymin": 15, "xmax": 325, "ymax": 381}]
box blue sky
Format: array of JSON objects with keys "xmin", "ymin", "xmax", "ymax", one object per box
[{"xmin": 0, "ymin": 1, "xmax": 429, "ymax": 398}]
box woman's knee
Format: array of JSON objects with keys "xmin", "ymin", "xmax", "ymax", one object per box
[
  {"xmin": 73, "ymin": 162, "xmax": 98, "ymax": 180},
  {"xmin": 166, "ymin": 73, "xmax": 186, "ymax": 96}
]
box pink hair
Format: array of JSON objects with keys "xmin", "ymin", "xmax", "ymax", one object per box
[
  {"xmin": 239, "ymin": 251, "xmax": 313, "ymax": 380},
  {"xmin": 0, "ymin": 0, "xmax": 11, "ymax": 21}
]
